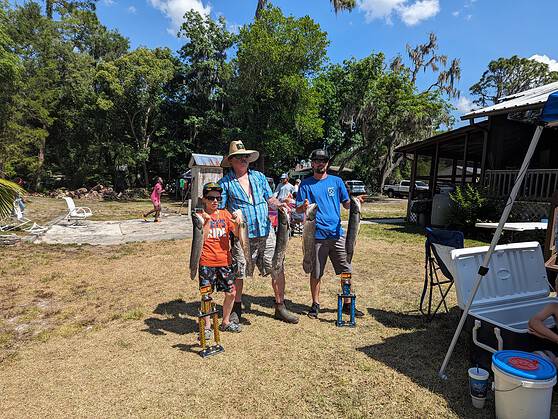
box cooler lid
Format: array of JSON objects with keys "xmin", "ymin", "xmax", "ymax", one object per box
[
  {"xmin": 492, "ymin": 350, "xmax": 556, "ymax": 380},
  {"xmin": 451, "ymin": 242, "xmax": 549, "ymax": 310}
]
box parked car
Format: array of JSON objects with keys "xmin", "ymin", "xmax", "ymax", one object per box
[
  {"xmin": 383, "ymin": 180, "xmax": 429, "ymax": 198},
  {"xmin": 345, "ymin": 180, "xmax": 367, "ymax": 196}
]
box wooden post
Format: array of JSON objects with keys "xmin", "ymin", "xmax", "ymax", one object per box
[
  {"xmin": 430, "ymin": 143, "xmax": 440, "ymax": 199},
  {"xmin": 407, "ymin": 152, "xmax": 418, "ymax": 221},
  {"xmin": 480, "ymin": 129, "xmax": 489, "ymax": 186},
  {"xmin": 451, "ymin": 159, "xmax": 457, "ymax": 184},
  {"xmin": 461, "ymin": 133, "xmax": 469, "ymax": 186}
]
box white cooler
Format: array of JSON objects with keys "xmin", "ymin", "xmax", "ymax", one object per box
[{"xmin": 450, "ymin": 242, "xmax": 558, "ymax": 369}]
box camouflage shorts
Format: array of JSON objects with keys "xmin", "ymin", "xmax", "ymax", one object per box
[{"xmin": 198, "ymin": 265, "xmax": 236, "ymax": 293}]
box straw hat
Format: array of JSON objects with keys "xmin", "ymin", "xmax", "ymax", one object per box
[{"xmin": 221, "ymin": 140, "xmax": 259, "ymax": 168}]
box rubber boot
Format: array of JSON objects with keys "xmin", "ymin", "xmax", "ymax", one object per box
[{"xmin": 274, "ymin": 302, "xmax": 299, "ymax": 324}]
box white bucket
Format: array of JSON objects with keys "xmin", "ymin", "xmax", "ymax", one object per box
[{"xmin": 492, "ymin": 363, "xmax": 556, "ymax": 419}]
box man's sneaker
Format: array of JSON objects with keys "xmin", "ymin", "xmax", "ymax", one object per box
[
  {"xmin": 229, "ymin": 312, "xmax": 240, "ymax": 324},
  {"xmin": 307, "ymin": 303, "xmax": 320, "ymax": 319},
  {"xmin": 220, "ymin": 322, "xmax": 242, "ymax": 333},
  {"xmin": 197, "ymin": 328, "xmax": 213, "ymax": 341},
  {"xmin": 342, "ymin": 304, "xmax": 365, "ymax": 318},
  {"xmin": 274, "ymin": 303, "xmax": 299, "ymax": 324}
]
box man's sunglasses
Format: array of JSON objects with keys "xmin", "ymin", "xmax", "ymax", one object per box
[
  {"xmin": 312, "ymin": 159, "xmax": 328, "ymax": 163},
  {"xmin": 205, "ymin": 196, "xmax": 222, "ymax": 202},
  {"xmin": 231, "ymin": 155, "xmax": 249, "ymax": 160}
]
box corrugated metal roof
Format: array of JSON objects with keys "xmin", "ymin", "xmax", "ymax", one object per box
[
  {"xmin": 188, "ymin": 154, "xmax": 223, "ymax": 168},
  {"xmin": 462, "ymin": 81, "xmax": 558, "ymax": 120}
]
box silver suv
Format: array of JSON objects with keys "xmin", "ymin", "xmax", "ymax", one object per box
[{"xmin": 345, "ymin": 180, "xmax": 367, "ymax": 195}]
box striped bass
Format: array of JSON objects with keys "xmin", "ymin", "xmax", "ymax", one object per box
[
  {"xmin": 302, "ymin": 203, "xmax": 318, "ymax": 274},
  {"xmin": 234, "ymin": 210, "xmax": 254, "ymax": 277},
  {"xmin": 190, "ymin": 211, "xmax": 205, "ymax": 280},
  {"xmin": 346, "ymin": 195, "xmax": 361, "ymax": 264},
  {"xmin": 272, "ymin": 206, "xmax": 290, "ymax": 271}
]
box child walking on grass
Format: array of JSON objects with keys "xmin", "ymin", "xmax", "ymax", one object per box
[
  {"xmin": 143, "ymin": 176, "xmax": 164, "ymax": 222},
  {"xmin": 197, "ymin": 182, "xmax": 242, "ymax": 339}
]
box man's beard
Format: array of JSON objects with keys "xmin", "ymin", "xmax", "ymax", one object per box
[{"xmin": 313, "ymin": 166, "xmax": 326, "ymax": 174}]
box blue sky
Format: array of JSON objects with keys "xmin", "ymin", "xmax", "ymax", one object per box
[{"xmin": 96, "ymin": 0, "xmax": 558, "ymax": 122}]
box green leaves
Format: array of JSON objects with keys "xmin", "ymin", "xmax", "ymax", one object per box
[
  {"xmin": 0, "ymin": 178, "xmax": 24, "ymax": 218},
  {"xmin": 470, "ymin": 55, "xmax": 558, "ymax": 106}
]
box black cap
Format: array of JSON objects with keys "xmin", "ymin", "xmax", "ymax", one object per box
[
  {"xmin": 310, "ymin": 149, "xmax": 330, "ymax": 161},
  {"xmin": 202, "ymin": 182, "xmax": 222, "ymax": 196}
]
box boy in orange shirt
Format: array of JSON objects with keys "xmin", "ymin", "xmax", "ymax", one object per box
[{"xmin": 199, "ymin": 182, "xmax": 241, "ymax": 336}]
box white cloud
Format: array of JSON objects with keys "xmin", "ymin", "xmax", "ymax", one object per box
[
  {"xmin": 148, "ymin": 0, "xmax": 211, "ymax": 36},
  {"xmin": 399, "ymin": 0, "xmax": 440, "ymax": 26},
  {"xmin": 452, "ymin": 10, "xmax": 459, "ymax": 16},
  {"xmin": 530, "ymin": 54, "xmax": 558, "ymax": 72},
  {"xmin": 128, "ymin": 6, "xmax": 137, "ymax": 14},
  {"xmin": 455, "ymin": 96, "xmax": 474, "ymax": 113},
  {"xmin": 357, "ymin": 0, "xmax": 439, "ymax": 26},
  {"xmin": 103, "ymin": 0, "xmax": 115, "ymax": 5}
]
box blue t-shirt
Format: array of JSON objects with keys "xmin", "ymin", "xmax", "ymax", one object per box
[{"xmin": 296, "ymin": 175, "xmax": 349, "ymax": 240}]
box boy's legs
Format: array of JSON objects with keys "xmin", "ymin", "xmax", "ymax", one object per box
[{"xmin": 198, "ymin": 267, "xmax": 214, "ymax": 333}]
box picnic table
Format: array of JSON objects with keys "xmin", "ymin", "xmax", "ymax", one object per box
[{"xmin": 475, "ymin": 222, "xmax": 548, "ymax": 232}]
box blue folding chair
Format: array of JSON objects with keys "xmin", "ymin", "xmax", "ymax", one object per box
[{"xmin": 420, "ymin": 227, "xmax": 464, "ymax": 320}]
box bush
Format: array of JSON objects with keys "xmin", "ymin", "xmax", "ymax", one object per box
[{"xmin": 448, "ymin": 184, "xmax": 495, "ymax": 232}]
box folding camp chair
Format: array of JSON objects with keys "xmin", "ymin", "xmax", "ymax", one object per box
[{"xmin": 420, "ymin": 227, "xmax": 464, "ymax": 320}]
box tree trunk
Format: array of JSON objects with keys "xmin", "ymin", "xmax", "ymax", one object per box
[
  {"xmin": 255, "ymin": 0, "xmax": 267, "ymax": 18},
  {"xmin": 35, "ymin": 135, "xmax": 46, "ymax": 191},
  {"xmin": 143, "ymin": 160, "xmax": 149, "ymax": 189},
  {"xmin": 45, "ymin": 0, "xmax": 54, "ymax": 19}
]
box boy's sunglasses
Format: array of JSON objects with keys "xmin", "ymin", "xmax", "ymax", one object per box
[{"xmin": 205, "ymin": 196, "xmax": 222, "ymax": 202}]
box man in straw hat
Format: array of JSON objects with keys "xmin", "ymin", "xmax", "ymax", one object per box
[{"xmin": 218, "ymin": 140, "xmax": 299, "ymax": 324}]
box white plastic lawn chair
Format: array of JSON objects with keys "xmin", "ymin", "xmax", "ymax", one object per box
[
  {"xmin": 0, "ymin": 201, "xmax": 47, "ymax": 234},
  {"xmin": 63, "ymin": 197, "xmax": 92, "ymax": 225}
]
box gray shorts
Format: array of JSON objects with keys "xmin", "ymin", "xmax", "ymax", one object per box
[
  {"xmin": 232, "ymin": 228, "xmax": 280, "ymax": 279},
  {"xmin": 313, "ymin": 235, "xmax": 352, "ymax": 280}
]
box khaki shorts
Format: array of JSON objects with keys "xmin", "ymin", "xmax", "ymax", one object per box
[
  {"xmin": 313, "ymin": 235, "xmax": 352, "ymax": 280},
  {"xmin": 232, "ymin": 228, "xmax": 280, "ymax": 278}
]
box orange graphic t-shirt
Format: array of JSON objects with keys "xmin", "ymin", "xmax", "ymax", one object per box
[{"xmin": 200, "ymin": 209, "xmax": 235, "ymax": 267}]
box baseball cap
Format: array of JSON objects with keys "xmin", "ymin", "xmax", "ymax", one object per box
[
  {"xmin": 310, "ymin": 149, "xmax": 330, "ymax": 161},
  {"xmin": 280, "ymin": 173, "xmax": 288, "ymax": 179},
  {"xmin": 202, "ymin": 182, "xmax": 222, "ymax": 196}
]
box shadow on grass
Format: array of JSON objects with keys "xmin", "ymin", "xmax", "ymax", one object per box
[
  {"xmin": 360, "ymin": 308, "xmax": 493, "ymax": 418},
  {"xmin": 143, "ymin": 299, "xmax": 199, "ymax": 336}
]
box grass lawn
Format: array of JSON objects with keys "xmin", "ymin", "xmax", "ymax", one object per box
[
  {"xmin": 21, "ymin": 195, "xmax": 189, "ymax": 224},
  {"xmin": 1, "ymin": 199, "xmax": 556, "ymax": 417}
]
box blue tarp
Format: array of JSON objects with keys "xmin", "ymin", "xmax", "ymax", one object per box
[{"xmin": 541, "ymin": 91, "xmax": 558, "ymax": 125}]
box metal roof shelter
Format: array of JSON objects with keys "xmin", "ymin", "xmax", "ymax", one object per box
[
  {"xmin": 188, "ymin": 154, "xmax": 223, "ymax": 208},
  {"xmin": 188, "ymin": 154, "xmax": 223, "ymax": 168},
  {"xmin": 462, "ymin": 81, "xmax": 558, "ymax": 121}
]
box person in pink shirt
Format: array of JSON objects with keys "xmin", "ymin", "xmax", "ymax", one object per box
[{"xmin": 143, "ymin": 177, "xmax": 164, "ymax": 222}]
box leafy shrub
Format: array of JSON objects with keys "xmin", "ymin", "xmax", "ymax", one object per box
[{"xmin": 448, "ymin": 184, "xmax": 495, "ymax": 231}]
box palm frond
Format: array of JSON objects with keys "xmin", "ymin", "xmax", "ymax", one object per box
[{"xmin": 0, "ymin": 178, "xmax": 25, "ymax": 218}]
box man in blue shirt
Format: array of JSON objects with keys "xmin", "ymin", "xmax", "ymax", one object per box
[
  {"xmin": 219, "ymin": 140, "xmax": 299, "ymax": 324},
  {"xmin": 296, "ymin": 149, "xmax": 365, "ymax": 319}
]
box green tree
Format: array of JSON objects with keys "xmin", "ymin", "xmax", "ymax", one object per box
[
  {"xmin": 96, "ymin": 47, "xmax": 177, "ymax": 187},
  {"xmin": 231, "ymin": 6, "xmax": 329, "ymax": 173},
  {"xmin": 470, "ymin": 55, "xmax": 558, "ymax": 106},
  {"xmin": 255, "ymin": 0, "xmax": 355, "ymax": 18},
  {"xmin": 0, "ymin": 1, "xmax": 21, "ymax": 177},
  {"xmin": 172, "ymin": 10, "xmax": 236, "ymax": 157}
]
